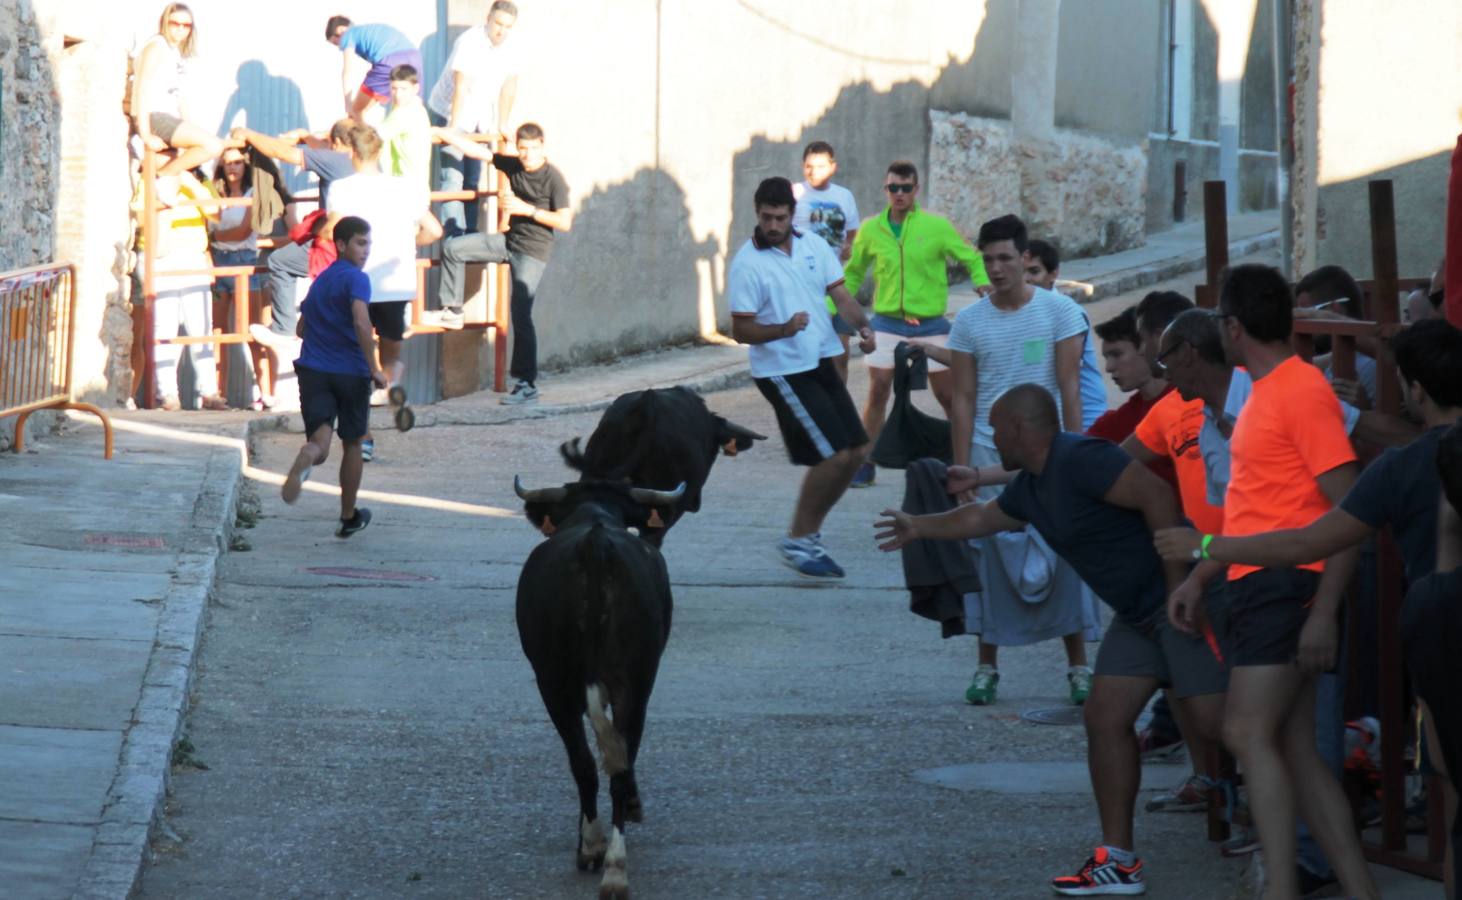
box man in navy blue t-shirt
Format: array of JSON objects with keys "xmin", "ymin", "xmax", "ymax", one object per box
[
  {"xmin": 876, "ymin": 383, "xmax": 1227, "ymax": 896},
  {"xmin": 281, "ymin": 215, "xmax": 388, "ymax": 538}
]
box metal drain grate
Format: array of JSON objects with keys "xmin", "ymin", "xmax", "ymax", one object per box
[{"xmin": 1020, "ymin": 706, "xmax": 1083, "ymax": 726}]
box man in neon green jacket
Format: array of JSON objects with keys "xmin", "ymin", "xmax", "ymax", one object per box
[{"xmin": 843, "ymin": 159, "xmax": 989, "ymax": 486}]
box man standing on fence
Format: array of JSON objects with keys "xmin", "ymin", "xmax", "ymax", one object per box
[
  {"xmin": 424, "ymin": 122, "xmax": 571, "ymax": 407},
  {"xmin": 427, "ymin": 0, "xmax": 521, "ymax": 237},
  {"xmin": 282, "ymin": 215, "xmax": 387, "ymax": 538}
]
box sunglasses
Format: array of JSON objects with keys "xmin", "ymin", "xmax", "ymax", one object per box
[
  {"xmin": 1155, "ymin": 340, "xmax": 1188, "ymax": 372},
  {"xmin": 884, "ymin": 183, "xmax": 915, "ymax": 194},
  {"xmin": 167, "ymin": 19, "xmax": 193, "ymax": 28}
]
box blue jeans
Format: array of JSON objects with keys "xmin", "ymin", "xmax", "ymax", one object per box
[
  {"xmin": 437, "ymin": 142, "xmax": 482, "ymax": 236},
  {"xmin": 438, "ymin": 231, "xmax": 548, "ymax": 384}
]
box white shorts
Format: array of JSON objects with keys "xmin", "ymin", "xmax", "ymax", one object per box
[{"xmin": 864, "ymin": 333, "xmax": 949, "ymax": 372}]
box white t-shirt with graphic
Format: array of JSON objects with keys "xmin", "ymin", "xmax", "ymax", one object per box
[
  {"xmin": 728, "ymin": 233, "xmax": 846, "ymax": 378},
  {"xmin": 326, "ymin": 173, "xmax": 429, "ymax": 303},
  {"xmin": 948, "ymin": 286, "xmax": 1089, "ymax": 448},
  {"xmin": 792, "ymin": 181, "xmax": 860, "ymax": 252}
]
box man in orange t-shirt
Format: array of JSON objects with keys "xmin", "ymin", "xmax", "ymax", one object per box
[{"xmin": 1163, "ymin": 265, "xmax": 1377, "ymax": 900}]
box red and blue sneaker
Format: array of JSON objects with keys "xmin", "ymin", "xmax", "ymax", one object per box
[{"xmin": 1050, "ymin": 847, "xmax": 1146, "ymax": 895}]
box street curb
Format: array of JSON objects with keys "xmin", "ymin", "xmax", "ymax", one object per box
[
  {"xmin": 1067, "ymin": 229, "xmax": 1281, "ymax": 305},
  {"xmin": 72, "ymin": 423, "xmax": 251, "ymax": 899}
]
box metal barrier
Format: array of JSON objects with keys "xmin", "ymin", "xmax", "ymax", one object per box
[
  {"xmin": 0, "ymin": 263, "xmax": 114, "ymax": 458},
  {"xmin": 138, "ymin": 132, "xmax": 512, "ymax": 410},
  {"xmin": 1196, "ymin": 180, "xmax": 1446, "ymax": 880}
]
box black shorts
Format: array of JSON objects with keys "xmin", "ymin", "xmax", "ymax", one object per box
[
  {"xmin": 368, "ymin": 301, "xmax": 409, "ymax": 342},
  {"xmin": 1224, "ymin": 568, "xmax": 1321, "ymax": 667},
  {"xmin": 297, "ymin": 364, "xmax": 372, "ymax": 443},
  {"xmin": 754, "ymin": 358, "xmax": 868, "ymax": 467}
]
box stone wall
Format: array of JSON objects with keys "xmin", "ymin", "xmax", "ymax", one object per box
[
  {"xmin": 928, "ymin": 111, "xmax": 1147, "ymax": 260},
  {"xmin": 0, "ymin": 0, "xmax": 59, "ymax": 271}
]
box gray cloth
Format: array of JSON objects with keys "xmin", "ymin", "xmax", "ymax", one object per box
[
  {"xmin": 899, "ymin": 458, "xmax": 981, "ymax": 638},
  {"xmin": 962, "ymin": 442, "xmax": 1102, "ymax": 645}
]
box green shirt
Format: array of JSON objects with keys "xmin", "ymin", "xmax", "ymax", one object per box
[{"xmin": 844, "ymin": 204, "xmax": 988, "ymax": 321}]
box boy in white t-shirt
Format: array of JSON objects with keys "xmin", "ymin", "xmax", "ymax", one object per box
[
  {"xmin": 322, "ymin": 125, "xmax": 441, "ymax": 458},
  {"xmin": 729, "ymin": 177, "xmax": 875, "ymax": 579},
  {"xmin": 792, "ymin": 140, "xmax": 860, "ymax": 381}
]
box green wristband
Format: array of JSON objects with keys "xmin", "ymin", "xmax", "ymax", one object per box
[{"xmin": 1200, "ymin": 533, "xmax": 1215, "ymax": 561}]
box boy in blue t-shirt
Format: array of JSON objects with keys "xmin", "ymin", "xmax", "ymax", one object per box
[{"xmin": 282, "ymin": 216, "xmax": 388, "ymax": 537}]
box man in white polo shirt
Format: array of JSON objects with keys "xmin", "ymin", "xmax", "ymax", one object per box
[{"xmin": 730, "ymin": 177, "xmax": 877, "ymax": 579}]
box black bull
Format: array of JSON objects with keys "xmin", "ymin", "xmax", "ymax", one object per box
[
  {"xmin": 556, "ymin": 387, "xmax": 765, "ymax": 545},
  {"xmin": 514, "ymin": 480, "xmax": 681, "ymax": 898}
]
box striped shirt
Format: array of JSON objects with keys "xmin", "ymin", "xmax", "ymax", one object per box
[{"xmin": 948, "ymin": 287, "xmax": 1088, "ymax": 448}]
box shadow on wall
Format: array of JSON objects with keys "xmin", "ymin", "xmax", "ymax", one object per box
[
  {"xmin": 1311, "ymin": 150, "xmax": 1452, "ymax": 280},
  {"xmin": 534, "ymin": 167, "xmax": 718, "ymax": 368}
]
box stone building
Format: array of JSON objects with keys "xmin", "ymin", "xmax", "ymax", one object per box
[{"xmin": 14, "ymin": 1, "xmax": 1441, "ymax": 415}]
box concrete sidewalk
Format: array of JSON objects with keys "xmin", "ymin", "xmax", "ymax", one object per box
[{"xmin": 0, "ymin": 209, "xmax": 1334, "ymax": 900}]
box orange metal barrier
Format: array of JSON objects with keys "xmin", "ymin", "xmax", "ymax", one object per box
[
  {"xmin": 138, "ymin": 131, "xmax": 511, "ymax": 409},
  {"xmin": 0, "ymin": 263, "xmax": 114, "ymax": 458},
  {"xmin": 1196, "ymin": 180, "xmax": 1446, "ymax": 881}
]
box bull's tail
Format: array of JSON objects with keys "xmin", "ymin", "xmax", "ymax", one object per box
[
  {"xmin": 559, "ymin": 437, "xmax": 588, "ymax": 472},
  {"xmin": 586, "ymin": 684, "xmax": 628, "ymax": 776},
  {"xmin": 578, "ymin": 524, "xmax": 629, "ymax": 777}
]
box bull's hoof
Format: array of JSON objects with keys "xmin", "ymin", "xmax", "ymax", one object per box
[
  {"xmin": 625, "ymin": 793, "xmax": 643, "ymax": 824},
  {"xmin": 597, "ymin": 876, "xmax": 629, "ymax": 899},
  {"xmin": 576, "ymin": 849, "xmax": 606, "ymax": 872}
]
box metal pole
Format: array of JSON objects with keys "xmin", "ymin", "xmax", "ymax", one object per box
[{"xmin": 1271, "ymin": 0, "xmax": 1295, "ymax": 277}]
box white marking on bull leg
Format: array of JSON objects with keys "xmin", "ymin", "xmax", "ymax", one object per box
[
  {"xmin": 585, "ymin": 684, "xmax": 628, "ymax": 776},
  {"xmin": 577, "ymin": 813, "xmax": 607, "ymax": 871},
  {"xmin": 597, "ymin": 826, "xmax": 628, "ymax": 899}
]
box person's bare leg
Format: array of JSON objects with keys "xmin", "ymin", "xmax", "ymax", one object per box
[
  {"xmin": 788, "ymin": 445, "xmax": 865, "ymax": 537},
  {"xmin": 976, "ymin": 641, "xmax": 999, "ymax": 669},
  {"xmin": 1173, "ymin": 691, "xmax": 1226, "ymax": 781},
  {"xmin": 1281, "ymin": 678, "xmax": 1380, "ymax": 899},
  {"xmin": 1084, "ymin": 675, "xmax": 1160, "ymax": 850},
  {"xmin": 156, "ymin": 122, "xmax": 224, "ymax": 176},
  {"xmin": 832, "ymin": 335, "xmax": 851, "ymax": 383},
  {"xmin": 338, "ymin": 438, "xmax": 364, "ymax": 520},
  {"xmin": 283, "ymin": 424, "xmax": 331, "ymax": 504},
  {"xmin": 929, "ymin": 368, "xmax": 954, "ymax": 417},
  {"xmin": 1062, "ymin": 631, "xmax": 1089, "ymax": 667},
  {"xmin": 861, "ymin": 367, "xmax": 894, "ymax": 443},
  {"xmin": 1223, "ymin": 663, "xmax": 1305, "ymax": 900},
  {"xmin": 1420, "ymin": 704, "xmax": 1457, "ymax": 900},
  {"xmin": 379, "ymin": 338, "xmax": 404, "ymax": 387},
  {"xmin": 348, "ymin": 90, "xmax": 373, "ymax": 123}
]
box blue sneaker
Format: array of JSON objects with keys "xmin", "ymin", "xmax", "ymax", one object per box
[
  {"xmin": 779, "ymin": 533, "xmax": 845, "ymax": 579},
  {"xmin": 849, "ymin": 462, "xmax": 876, "ymax": 488}
]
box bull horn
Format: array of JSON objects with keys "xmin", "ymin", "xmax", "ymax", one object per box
[
  {"xmin": 513, "ymin": 476, "xmax": 569, "ymax": 503},
  {"xmin": 628, "ymin": 482, "xmax": 686, "ymax": 506}
]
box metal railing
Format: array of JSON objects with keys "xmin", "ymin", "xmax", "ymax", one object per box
[
  {"xmin": 0, "ymin": 263, "xmax": 114, "ymax": 458},
  {"xmin": 137, "ymin": 133, "xmax": 512, "ymax": 410},
  {"xmin": 1196, "ymin": 180, "xmax": 1446, "ymax": 880}
]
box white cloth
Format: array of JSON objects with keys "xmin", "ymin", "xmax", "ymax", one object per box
[
  {"xmin": 152, "ymin": 282, "xmax": 216, "ymax": 404},
  {"xmin": 792, "ymin": 181, "xmax": 860, "ymax": 252},
  {"xmin": 326, "ymin": 174, "xmax": 429, "ymax": 302},
  {"xmin": 728, "ymin": 233, "xmax": 846, "ymax": 378},
  {"xmin": 210, "ymin": 188, "xmax": 256, "ymax": 253},
  {"xmin": 948, "ymin": 286, "xmax": 1089, "ymax": 448},
  {"xmin": 962, "ymin": 443, "xmax": 1103, "ymax": 644},
  {"xmin": 427, "ymin": 27, "xmax": 521, "ymax": 131}
]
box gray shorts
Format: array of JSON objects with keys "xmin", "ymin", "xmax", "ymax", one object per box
[
  {"xmin": 1095, "ymin": 586, "xmax": 1229, "ymax": 698},
  {"xmin": 149, "ymin": 112, "xmax": 183, "ymax": 145}
]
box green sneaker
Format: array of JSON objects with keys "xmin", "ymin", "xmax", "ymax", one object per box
[
  {"xmin": 1068, "ymin": 666, "xmax": 1093, "ymax": 705},
  {"xmin": 965, "ymin": 665, "xmax": 999, "ymax": 705}
]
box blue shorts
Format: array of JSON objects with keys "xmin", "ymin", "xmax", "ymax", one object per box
[{"xmin": 211, "ymin": 248, "xmax": 264, "ymax": 294}]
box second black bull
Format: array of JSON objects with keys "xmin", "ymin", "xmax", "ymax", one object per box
[{"xmin": 552, "ymin": 387, "xmax": 765, "ymax": 545}]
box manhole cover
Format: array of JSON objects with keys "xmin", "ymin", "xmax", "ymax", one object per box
[
  {"xmin": 1020, "ymin": 706, "xmax": 1083, "ymax": 726},
  {"xmin": 85, "ymin": 533, "xmax": 166, "ymax": 549},
  {"xmin": 303, "ymin": 566, "xmax": 437, "ymax": 582}
]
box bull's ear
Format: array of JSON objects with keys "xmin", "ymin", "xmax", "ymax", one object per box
[
  {"xmin": 646, "ymin": 509, "xmax": 665, "ymax": 529},
  {"xmin": 716, "ymin": 417, "xmax": 767, "ymax": 455}
]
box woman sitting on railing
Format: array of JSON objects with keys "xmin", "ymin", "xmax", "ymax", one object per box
[
  {"xmin": 130, "ymin": 3, "xmax": 223, "ymax": 177},
  {"xmin": 209, "ymin": 146, "xmax": 275, "ymax": 410}
]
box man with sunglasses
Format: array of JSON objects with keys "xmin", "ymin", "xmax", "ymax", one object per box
[{"xmin": 842, "ymin": 160, "xmax": 988, "ymax": 488}]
